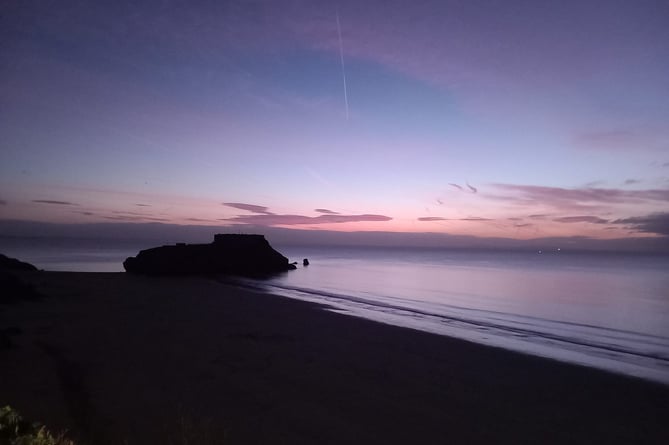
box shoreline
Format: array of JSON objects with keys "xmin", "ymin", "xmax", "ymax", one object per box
[
  {"xmin": 1, "ymin": 271, "xmax": 668, "ymax": 444},
  {"xmin": 259, "ymin": 281, "xmax": 669, "ymax": 386}
]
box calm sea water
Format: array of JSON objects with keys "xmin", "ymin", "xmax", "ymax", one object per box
[
  {"xmin": 264, "ymin": 246, "xmax": 669, "ymax": 385},
  {"xmin": 0, "ymin": 237, "xmax": 145, "ymax": 272},
  {"xmin": 2, "ymin": 237, "xmax": 668, "ymax": 384}
]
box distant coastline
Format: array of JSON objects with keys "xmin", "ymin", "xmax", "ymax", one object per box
[{"xmin": 2, "ymin": 219, "xmax": 669, "ymax": 254}]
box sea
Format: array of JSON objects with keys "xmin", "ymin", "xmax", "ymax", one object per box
[{"xmin": 2, "ymin": 237, "xmax": 668, "ymax": 385}]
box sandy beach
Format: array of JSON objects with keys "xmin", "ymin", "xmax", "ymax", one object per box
[{"xmin": 1, "ymin": 271, "xmax": 668, "ymax": 444}]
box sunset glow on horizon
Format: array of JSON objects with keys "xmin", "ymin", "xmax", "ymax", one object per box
[{"xmin": 1, "ymin": 0, "xmax": 668, "ymax": 243}]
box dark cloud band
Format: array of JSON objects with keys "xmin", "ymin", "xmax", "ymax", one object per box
[
  {"xmin": 223, "ymin": 203, "xmax": 274, "ymax": 214},
  {"xmin": 612, "ymin": 213, "xmax": 669, "ymax": 236},
  {"xmin": 32, "ymin": 200, "xmax": 77, "ymax": 206},
  {"xmin": 225, "ymin": 213, "xmax": 391, "ymax": 226}
]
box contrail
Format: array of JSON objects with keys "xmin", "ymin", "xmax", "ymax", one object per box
[{"xmin": 336, "ymin": 9, "xmax": 349, "ymax": 120}]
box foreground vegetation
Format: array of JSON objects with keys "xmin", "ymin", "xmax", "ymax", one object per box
[{"xmin": 0, "ymin": 406, "xmax": 74, "ymax": 445}]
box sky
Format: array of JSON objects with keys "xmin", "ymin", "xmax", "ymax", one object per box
[{"xmin": 1, "ymin": 0, "xmax": 669, "ymax": 245}]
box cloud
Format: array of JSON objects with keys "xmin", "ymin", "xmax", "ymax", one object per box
[
  {"xmin": 612, "ymin": 213, "xmax": 669, "ymax": 236},
  {"xmin": 624, "ymin": 179, "xmax": 640, "ymax": 185},
  {"xmin": 0, "ymin": 199, "xmax": 6, "ymax": 205},
  {"xmin": 554, "ymin": 216, "xmax": 609, "ymax": 224},
  {"xmin": 32, "ymin": 200, "xmax": 77, "ymax": 206},
  {"xmin": 448, "ymin": 183, "xmax": 477, "ymax": 194},
  {"xmin": 135, "ymin": 203, "xmax": 151, "ymax": 207},
  {"xmin": 104, "ymin": 215, "xmax": 170, "ymax": 222},
  {"xmin": 223, "ymin": 203, "xmax": 274, "ymax": 214},
  {"xmin": 221, "ymin": 203, "xmax": 389, "ymax": 226},
  {"xmin": 185, "ymin": 218, "xmax": 215, "ymax": 222},
  {"xmin": 418, "ymin": 217, "xmax": 448, "ymax": 221},
  {"xmin": 418, "ymin": 216, "xmax": 492, "ymax": 222},
  {"xmin": 528, "ymin": 214, "xmax": 548, "ymax": 219},
  {"xmin": 74, "ymin": 211, "xmax": 95, "ymax": 216},
  {"xmin": 111, "ymin": 210, "xmax": 154, "ymax": 217},
  {"xmin": 315, "ymin": 208, "xmax": 340, "ymax": 215},
  {"xmin": 663, "ymin": 162, "xmax": 669, "ymax": 167},
  {"xmin": 489, "ymin": 184, "xmax": 669, "ymax": 211},
  {"xmin": 224, "ymin": 213, "xmax": 392, "ymax": 226},
  {"xmin": 221, "ymin": 203, "xmax": 390, "ymax": 226}
]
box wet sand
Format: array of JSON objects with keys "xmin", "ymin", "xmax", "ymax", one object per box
[{"xmin": 1, "ymin": 271, "xmax": 668, "ymax": 444}]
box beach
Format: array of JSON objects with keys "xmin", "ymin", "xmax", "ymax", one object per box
[{"xmin": 1, "ymin": 271, "xmax": 668, "ymax": 444}]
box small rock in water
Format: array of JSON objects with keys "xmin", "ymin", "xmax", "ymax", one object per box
[{"xmin": 303, "ymin": 258, "xmax": 310, "ymax": 266}]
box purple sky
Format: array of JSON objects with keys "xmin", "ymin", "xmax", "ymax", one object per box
[{"xmin": 1, "ymin": 0, "xmax": 668, "ymax": 243}]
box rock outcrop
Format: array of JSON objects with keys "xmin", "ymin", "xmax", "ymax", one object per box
[{"xmin": 123, "ymin": 234, "xmax": 296, "ymax": 277}]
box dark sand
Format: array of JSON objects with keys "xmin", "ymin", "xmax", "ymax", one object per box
[{"xmin": 1, "ymin": 271, "xmax": 667, "ymax": 444}]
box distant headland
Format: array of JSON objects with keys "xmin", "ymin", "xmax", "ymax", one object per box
[
  {"xmin": 123, "ymin": 234, "xmax": 296, "ymax": 277},
  {"xmin": 0, "ymin": 254, "xmax": 38, "ymax": 272}
]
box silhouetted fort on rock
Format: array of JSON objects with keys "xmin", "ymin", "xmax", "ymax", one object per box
[{"xmin": 123, "ymin": 234, "xmax": 296, "ymax": 276}]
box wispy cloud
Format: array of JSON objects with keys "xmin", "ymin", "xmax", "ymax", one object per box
[
  {"xmin": 223, "ymin": 203, "xmax": 274, "ymax": 214},
  {"xmin": 32, "ymin": 200, "xmax": 77, "ymax": 206},
  {"xmin": 624, "ymin": 179, "xmax": 640, "ymax": 185},
  {"xmin": 418, "ymin": 217, "xmax": 448, "ymax": 221},
  {"xmin": 184, "ymin": 217, "xmax": 216, "ymax": 222},
  {"xmin": 0, "ymin": 199, "xmax": 6, "ymax": 205},
  {"xmin": 135, "ymin": 203, "xmax": 151, "ymax": 207},
  {"xmin": 315, "ymin": 208, "xmax": 340, "ymax": 214},
  {"xmin": 612, "ymin": 213, "xmax": 669, "ymax": 236},
  {"xmin": 111, "ymin": 210, "xmax": 155, "ymax": 217},
  {"xmin": 103, "ymin": 215, "xmax": 170, "ymax": 222},
  {"xmin": 449, "ymin": 183, "xmax": 478, "ymax": 194},
  {"xmin": 460, "ymin": 217, "xmax": 491, "ymax": 221},
  {"xmin": 304, "ymin": 166, "xmax": 336, "ymax": 190},
  {"xmin": 418, "ymin": 216, "xmax": 492, "ymax": 222},
  {"xmin": 222, "ymin": 203, "xmax": 390, "ymax": 226},
  {"xmin": 554, "ymin": 216, "xmax": 609, "ymax": 224},
  {"xmin": 224, "ymin": 213, "xmax": 392, "ymax": 226},
  {"xmin": 489, "ymin": 184, "xmax": 669, "ymax": 212}
]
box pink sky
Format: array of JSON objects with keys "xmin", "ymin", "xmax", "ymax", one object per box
[{"xmin": 1, "ymin": 0, "xmax": 668, "ymax": 245}]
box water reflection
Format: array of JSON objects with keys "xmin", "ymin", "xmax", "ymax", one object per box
[{"xmin": 268, "ymin": 247, "xmax": 669, "ymax": 383}]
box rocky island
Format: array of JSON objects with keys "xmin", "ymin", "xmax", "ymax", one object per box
[{"xmin": 123, "ymin": 234, "xmax": 296, "ymax": 276}]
